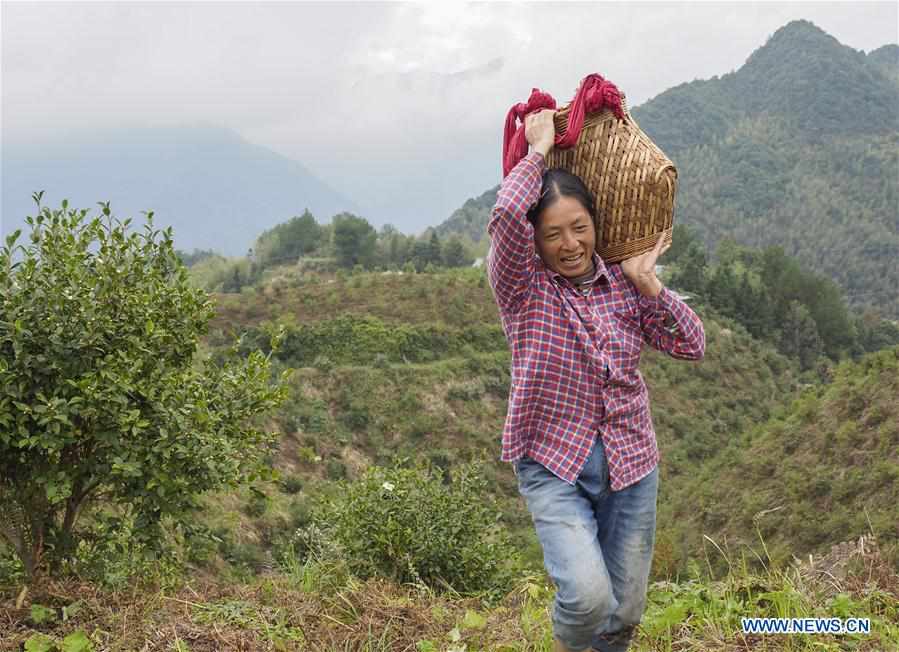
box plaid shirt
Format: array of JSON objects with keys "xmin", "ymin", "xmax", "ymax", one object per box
[{"xmin": 487, "ymin": 152, "xmax": 705, "ymax": 489}]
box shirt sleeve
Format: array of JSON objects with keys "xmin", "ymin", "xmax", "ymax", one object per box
[
  {"xmin": 486, "ymin": 152, "xmax": 544, "ymax": 313},
  {"xmin": 638, "ymin": 286, "xmax": 705, "ymax": 360}
]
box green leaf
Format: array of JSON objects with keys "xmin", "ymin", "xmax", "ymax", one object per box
[
  {"xmin": 416, "ymin": 641, "xmax": 437, "ymax": 652},
  {"xmin": 461, "ymin": 609, "xmax": 486, "ymax": 630},
  {"xmin": 24, "ymin": 634, "xmax": 55, "ymax": 652},
  {"xmin": 45, "ymin": 477, "xmax": 73, "ymax": 504},
  {"xmin": 30, "ymin": 603, "xmax": 56, "ymax": 625},
  {"xmin": 5, "ymin": 229, "xmax": 21, "ymax": 248},
  {"xmin": 61, "ymin": 630, "xmax": 93, "ymax": 652},
  {"xmin": 62, "ymin": 600, "xmax": 83, "ymax": 622}
]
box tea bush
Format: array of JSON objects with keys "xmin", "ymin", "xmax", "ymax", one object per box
[
  {"xmin": 241, "ymin": 315, "xmax": 506, "ymax": 367},
  {"xmin": 0, "ymin": 199, "xmax": 287, "ymax": 579},
  {"xmin": 315, "ymin": 463, "xmax": 519, "ymax": 596}
]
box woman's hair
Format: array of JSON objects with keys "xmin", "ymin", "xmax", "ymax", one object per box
[{"xmin": 527, "ymin": 168, "xmax": 595, "ymax": 228}]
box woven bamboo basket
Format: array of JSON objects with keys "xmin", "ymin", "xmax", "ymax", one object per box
[{"xmin": 544, "ymin": 94, "xmax": 677, "ymax": 263}]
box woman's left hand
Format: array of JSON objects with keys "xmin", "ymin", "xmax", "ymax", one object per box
[{"xmin": 621, "ymin": 231, "xmax": 670, "ymax": 298}]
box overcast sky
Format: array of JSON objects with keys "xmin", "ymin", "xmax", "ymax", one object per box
[{"xmin": 2, "ymin": 1, "xmax": 897, "ymax": 233}]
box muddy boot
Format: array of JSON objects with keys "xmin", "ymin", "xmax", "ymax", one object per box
[
  {"xmin": 592, "ymin": 625, "xmax": 636, "ymax": 652},
  {"xmin": 553, "ymin": 638, "xmax": 578, "ymax": 652}
]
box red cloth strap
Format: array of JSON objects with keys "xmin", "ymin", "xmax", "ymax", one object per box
[
  {"xmin": 501, "ymin": 73, "xmax": 625, "ymax": 177},
  {"xmin": 502, "ymin": 89, "xmax": 557, "ymax": 179}
]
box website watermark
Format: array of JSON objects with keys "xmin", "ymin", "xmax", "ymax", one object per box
[{"xmin": 741, "ymin": 617, "xmax": 871, "ymax": 635}]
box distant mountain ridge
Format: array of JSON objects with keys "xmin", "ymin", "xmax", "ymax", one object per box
[
  {"xmin": 1, "ymin": 126, "xmax": 361, "ymax": 256},
  {"xmin": 432, "ymin": 186, "xmax": 498, "ymax": 249},
  {"xmin": 867, "ymin": 43, "xmax": 899, "ymax": 83},
  {"xmin": 436, "ymin": 20, "xmax": 899, "ymax": 317},
  {"xmin": 633, "ymin": 20, "xmax": 899, "ymax": 316},
  {"xmin": 636, "ymin": 20, "xmax": 898, "ymax": 150}
]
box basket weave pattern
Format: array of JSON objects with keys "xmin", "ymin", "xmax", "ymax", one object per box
[{"xmin": 545, "ymin": 97, "xmax": 677, "ymax": 263}]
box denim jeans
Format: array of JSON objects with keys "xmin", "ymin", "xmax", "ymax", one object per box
[{"xmin": 515, "ymin": 439, "xmax": 658, "ymax": 652}]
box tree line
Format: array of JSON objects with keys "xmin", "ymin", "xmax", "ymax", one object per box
[
  {"xmin": 666, "ymin": 224, "xmax": 899, "ymax": 370},
  {"xmin": 181, "ymin": 210, "xmax": 477, "ymax": 293}
]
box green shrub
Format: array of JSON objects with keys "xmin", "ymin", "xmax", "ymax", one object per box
[
  {"xmin": 183, "ymin": 524, "xmax": 220, "ymax": 566},
  {"xmin": 315, "ymin": 463, "xmax": 519, "ymax": 596},
  {"xmin": 0, "ymin": 545, "xmax": 24, "ymax": 585},
  {"xmin": 242, "ymin": 315, "xmax": 506, "ymax": 367},
  {"xmin": 297, "ymin": 446, "xmax": 319, "ymax": 463},
  {"xmin": 280, "ymin": 474, "xmax": 304, "ymax": 495},
  {"xmin": 0, "ymin": 199, "xmax": 287, "ymax": 580},
  {"xmin": 244, "ymin": 488, "xmax": 269, "ymax": 518},
  {"xmin": 288, "ymin": 495, "xmax": 313, "ymax": 530},
  {"xmin": 68, "ymin": 512, "xmax": 182, "ymax": 589},
  {"xmin": 338, "ymin": 394, "xmax": 370, "ymax": 430},
  {"xmin": 325, "ymin": 458, "xmax": 347, "ymax": 480}
]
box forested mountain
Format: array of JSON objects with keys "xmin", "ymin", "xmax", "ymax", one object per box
[
  {"xmin": 432, "ymin": 186, "xmax": 498, "ymax": 252},
  {"xmin": 436, "ymin": 20, "xmax": 899, "ymax": 317},
  {"xmin": 634, "ymin": 20, "xmax": 898, "ymax": 317},
  {"xmin": 867, "ymin": 43, "xmax": 899, "ymax": 84},
  {"xmin": 636, "ymin": 20, "xmax": 897, "ymax": 149}
]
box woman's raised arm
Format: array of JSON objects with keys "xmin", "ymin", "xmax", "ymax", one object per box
[{"xmin": 486, "ymin": 110, "xmax": 555, "ymax": 313}]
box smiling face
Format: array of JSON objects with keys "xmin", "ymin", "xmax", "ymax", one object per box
[{"xmin": 534, "ymin": 195, "xmax": 596, "ymax": 278}]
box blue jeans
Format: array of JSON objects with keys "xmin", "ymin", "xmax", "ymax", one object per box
[{"xmin": 515, "ymin": 439, "xmax": 658, "ymax": 652}]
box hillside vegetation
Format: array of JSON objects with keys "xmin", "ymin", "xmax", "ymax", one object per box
[
  {"xmin": 4, "ymin": 261, "xmax": 898, "ymax": 650},
  {"xmin": 4, "ymin": 225, "xmax": 898, "ymax": 650},
  {"xmin": 5, "ymin": 546, "xmax": 898, "ymax": 651},
  {"xmin": 634, "ymin": 21, "xmax": 898, "ymax": 318},
  {"xmin": 666, "ymin": 346, "xmax": 899, "ymax": 572},
  {"xmin": 189, "ymin": 263, "xmax": 896, "ymax": 577}
]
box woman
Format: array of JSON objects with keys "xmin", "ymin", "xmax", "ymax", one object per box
[{"xmin": 487, "ymin": 109, "xmax": 705, "ymax": 652}]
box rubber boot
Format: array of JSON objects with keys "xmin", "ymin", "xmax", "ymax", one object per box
[
  {"xmin": 553, "ymin": 639, "xmax": 578, "ymax": 652},
  {"xmin": 592, "ymin": 625, "xmax": 636, "ymax": 652}
]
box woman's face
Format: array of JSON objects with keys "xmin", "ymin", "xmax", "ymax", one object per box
[{"xmin": 534, "ymin": 195, "xmax": 596, "ymax": 278}]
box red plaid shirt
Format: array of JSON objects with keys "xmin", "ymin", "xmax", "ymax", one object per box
[{"xmin": 487, "ymin": 152, "xmax": 705, "ymax": 489}]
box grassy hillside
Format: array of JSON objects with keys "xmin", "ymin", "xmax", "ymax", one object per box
[
  {"xmin": 202, "ymin": 266, "xmax": 898, "ymax": 579},
  {"xmin": 4, "ymin": 265, "xmax": 898, "ymax": 651},
  {"xmin": 199, "ymin": 267, "xmax": 812, "ymax": 573},
  {"xmin": 666, "ymin": 346, "xmax": 899, "ymax": 572},
  {"xmin": 210, "ymin": 267, "xmax": 499, "ymax": 331},
  {"xmin": 4, "ymin": 547, "xmax": 898, "ymax": 651}
]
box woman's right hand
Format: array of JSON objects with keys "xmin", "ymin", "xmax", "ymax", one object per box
[{"xmin": 525, "ymin": 109, "xmax": 556, "ymax": 158}]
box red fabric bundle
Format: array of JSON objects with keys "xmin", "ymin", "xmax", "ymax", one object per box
[{"xmin": 502, "ymin": 73, "xmax": 625, "ymax": 177}]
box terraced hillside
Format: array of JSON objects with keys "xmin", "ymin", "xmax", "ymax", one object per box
[
  {"xmin": 665, "ymin": 346, "xmax": 899, "ymax": 570},
  {"xmin": 202, "ymin": 266, "xmax": 815, "ymax": 575}
]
